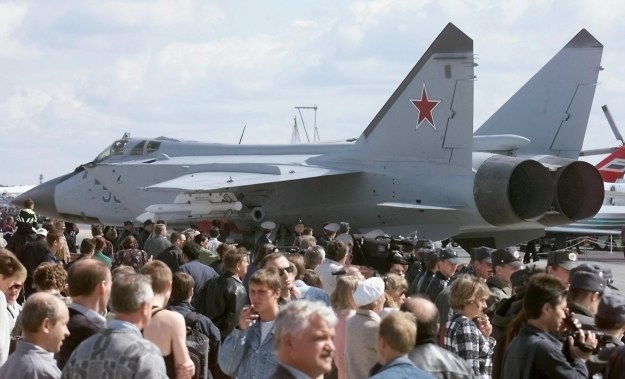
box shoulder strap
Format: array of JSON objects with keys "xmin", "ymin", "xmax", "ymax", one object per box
[{"xmin": 151, "ymin": 307, "xmax": 166, "ymax": 317}]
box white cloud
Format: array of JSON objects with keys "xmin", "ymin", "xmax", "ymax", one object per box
[{"xmin": 0, "ymin": 2, "xmax": 29, "ymax": 57}]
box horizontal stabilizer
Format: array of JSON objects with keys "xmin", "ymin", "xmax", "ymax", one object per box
[
  {"xmin": 143, "ymin": 165, "xmax": 358, "ymax": 192},
  {"xmin": 378, "ymin": 202, "xmax": 457, "ymax": 211},
  {"xmin": 473, "ymin": 134, "xmax": 530, "ymax": 153}
]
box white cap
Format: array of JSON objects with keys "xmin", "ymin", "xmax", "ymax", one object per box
[
  {"xmin": 353, "ymin": 277, "xmax": 385, "ymax": 306},
  {"xmin": 36, "ymin": 228, "xmax": 48, "ymax": 237},
  {"xmin": 323, "ymin": 223, "xmax": 340, "ymax": 233},
  {"xmin": 260, "ymin": 221, "xmax": 276, "ymax": 230}
]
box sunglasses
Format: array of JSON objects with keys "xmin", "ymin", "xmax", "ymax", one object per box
[
  {"xmin": 278, "ymin": 265, "xmax": 296, "ymax": 276},
  {"xmin": 8, "ymin": 284, "xmax": 23, "ymax": 291}
]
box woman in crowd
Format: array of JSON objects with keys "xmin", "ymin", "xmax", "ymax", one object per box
[
  {"xmin": 444, "ymin": 274, "xmax": 496, "ymax": 379},
  {"xmin": 112, "ymin": 235, "xmax": 149, "ymax": 272},
  {"xmin": 331, "ymin": 274, "xmax": 363, "ymax": 379}
]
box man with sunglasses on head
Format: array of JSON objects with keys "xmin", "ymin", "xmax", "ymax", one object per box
[{"xmin": 261, "ymin": 252, "xmax": 301, "ymax": 304}]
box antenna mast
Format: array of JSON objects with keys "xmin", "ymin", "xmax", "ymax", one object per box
[{"xmin": 295, "ymin": 105, "xmax": 318, "ymax": 142}]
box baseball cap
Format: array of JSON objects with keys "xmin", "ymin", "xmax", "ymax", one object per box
[
  {"xmin": 471, "ymin": 246, "xmax": 493, "ymax": 263},
  {"xmin": 438, "ymin": 248, "xmax": 462, "ymax": 264},
  {"xmin": 569, "ymin": 271, "xmax": 606, "ymax": 294},
  {"xmin": 597, "ymin": 292, "xmax": 625, "ymax": 325},
  {"xmin": 353, "ymin": 277, "xmax": 385, "ymax": 306},
  {"xmin": 492, "ymin": 247, "xmax": 523, "ymax": 268},
  {"xmin": 547, "ymin": 250, "xmax": 579, "ymax": 270},
  {"xmin": 36, "ymin": 228, "xmax": 48, "ymax": 237}
]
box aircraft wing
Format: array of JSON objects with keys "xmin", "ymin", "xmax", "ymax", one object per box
[{"xmin": 142, "ymin": 164, "xmax": 359, "ymax": 192}]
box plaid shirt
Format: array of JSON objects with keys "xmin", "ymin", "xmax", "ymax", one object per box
[{"xmin": 444, "ymin": 313, "xmax": 496, "ymax": 379}]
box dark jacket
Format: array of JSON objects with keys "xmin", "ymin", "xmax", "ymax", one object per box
[
  {"xmin": 179, "ymin": 260, "xmax": 219, "ymax": 298},
  {"xmin": 409, "ymin": 339, "xmax": 475, "ymax": 379},
  {"xmin": 268, "ymin": 364, "xmax": 297, "ymax": 379},
  {"xmin": 56, "ymin": 307, "xmax": 104, "ymax": 369},
  {"xmin": 504, "ymin": 323, "xmax": 588, "ymax": 379},
  {"xmin": 155, "ymin": 246, "xmax": 183, "ymax": 274},
  {"xmin": 194, "ymin": 271, "xmax": 247, "ymax": 339},
  {"xmin": 567, "ymin": 301, "xmax": 596, "ymax": 330},
  {"xmin": 415, "ymin": 270, "xmax": 436, "ymax": 295},
  {"xmin": 424, "ymin": 272, "xmax": 450, "ymax": 302}
]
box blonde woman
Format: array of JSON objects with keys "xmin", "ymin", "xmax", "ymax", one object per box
[
  {"xmin": 380, "ymin": 273, "xmax": 408, "ymax": 316},
  {"xmin": 444, "ymin": 274, "xmax": 495, "ymax": 379},
  {"xmin": 331, "ymin": 274, "xmax": 364, "ymax": 379}
]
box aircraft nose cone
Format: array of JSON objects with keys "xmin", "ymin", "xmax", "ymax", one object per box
[{"xmin": 12, "ymin": 177, "xmax": 60, "ymax": 219}]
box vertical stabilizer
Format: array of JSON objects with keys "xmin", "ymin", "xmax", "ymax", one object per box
[
  {"xmin": 596, "ymin": 145, "xmax": 625, "ymax": 182},
  {"xmin": 475, "ymin": 29, "xmax": 603, "ymax": 159},
  {"xmin": 355, "ymin": 23, "xmax": 474, "ymax": 166}
]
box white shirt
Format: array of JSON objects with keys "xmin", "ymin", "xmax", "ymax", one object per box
[{"xmin": 314, "ymin": 258, "xmax": 344, "ymax": 296}]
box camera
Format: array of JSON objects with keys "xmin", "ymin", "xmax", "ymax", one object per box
[{"xmin": 351, "ymin": 232, "xmax": 418, "ymax": 274}]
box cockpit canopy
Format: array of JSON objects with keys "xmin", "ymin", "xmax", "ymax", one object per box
[{"xmin": 94, "ymin": 139, "xmax": 163, "ymax": 163}]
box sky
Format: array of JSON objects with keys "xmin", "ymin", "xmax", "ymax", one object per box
[{"xmin": 1, "ymin": 0, "xmax": 624, "ymax": 185}]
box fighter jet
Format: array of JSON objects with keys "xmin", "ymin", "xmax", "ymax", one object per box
[{"xmin": 14, "ymin": 23, "xmax": 604, "ymax": 249}]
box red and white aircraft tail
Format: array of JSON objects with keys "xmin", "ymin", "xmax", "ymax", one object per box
[{"xmin": 596, "ymin": 145, "xmax": 625, "ymax": 182}]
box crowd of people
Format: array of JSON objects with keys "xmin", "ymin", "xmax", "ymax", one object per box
[{"xmin": 3, "ymin": 200, "xmax": 625, "ymax": 378}]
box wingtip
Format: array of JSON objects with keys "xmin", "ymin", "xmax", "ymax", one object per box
[
  {"xmin": 565, "ymin": 29, "xmax": 603, "ymax": 48},
  {"xmin": 430, "ymin": 22, "xmax": 473, "ymax": 54}
]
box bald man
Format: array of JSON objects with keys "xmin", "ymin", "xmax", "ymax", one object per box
[
  {"xmin": 0, "ymin": 292, "xmax": 69, "ymax": 379},
  {"xmin": 401, "ymin": 296, "xmax": 473, "ymax": 379}
]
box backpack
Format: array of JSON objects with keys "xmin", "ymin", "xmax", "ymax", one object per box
[{"xmin": 184, "ymin": 311, "xmax": 211, "ymax": 379}]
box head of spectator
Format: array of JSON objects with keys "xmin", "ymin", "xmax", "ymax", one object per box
[
  {"xmin": 121, "ymin": 235, "xmax": 139, "ymax": 250},
  {"xmin": 33, "ymin": 262, "xmax": 67, "ymax": 295},
  {"xmin": 387, "ymin": 262, "xmax": 407, "ymax": 278},
  {"xmin": 67, "ymin": 259, "xmax": 111, "ymax": 315},
  {"xmin": 35, "ymin": 227, "xmax": 48, "ymax": 241},
  {"xmin": 93, "ymin": 236, "xmax": 106, "ymax": 253},
  {"xmin": 492, "ymin": 247, "xmax": 523, "ymax": 286},
  {"xmin": 302, "ymin": 227, "xmax": 313, "ymax": 236},
  {"xmin": 20, "ymin": 292, "xmax": 70, "ymax": 353},
  {"xmin": 401, "ymin": 296, "xmax": 439, "ymax": 344},
  {"xmin": 568, "ymin": 270, "xmax": 605, "ymax": 315},
  {"xmin": 224, "ymin": 247, "xmax": 250, "ymax": 279},
  {"xmin": 91, "ymin": 224, "xmax": 104, "ymax": 237},
  {"xmin": 194, "ymin": 233, "xmax": 208, "ymax": 249},
  {"xmin": 273, "ymin": 300, "xmax": 337, "ymax": 378},
  {"xmin": 111, "ymin": 265, "xmax": 136, "ymax": 280},
  {"xmin": 287, "ymin": 253, "xmax": 306, "ymax": 281},
  {"xmin": 595, "ymin": 291, "xmax": 625, "ymax": 339},
  {"xmin": 181, "ymin": 241, "xmax": 202, "ymax": 263},
  {"xmin": 123, "ymin": 220, "xmax": 135, "ymax": 233},
  {"xmin": 302, "ymin": 270, "xmax": 323, "ymax": 289},
  {"xmin": 325, "ymin": 240, "xmax": 348, "ymax": 265},
  {"xmin": 421, "ymin": 248, "xmax": 439, "ymax": 272},
  {"xmin": 304, "ymin": 246, "xmax": 324, "ymax": 270},
  {"xmin": 331, "ymin": 274, "xmax": 363, "ymax": 313},
  {"xmin": 248, "ymin": 268, "xmax": 282, "ymax": 320},
  {"xmin": 208, "ymin": 227, "xmax": 220, "ymax": 239},
  {"xmin": 0, "ymin": 248, "xmax": 26, "ymax": 298},
  {"xmin": 437, "ymin": 248, "xmax": 461, "ymax": 279},
  {"xmin": 414, "ymin": 239, "xmax": 434, "ymax": 255},
  {"xmin": 449, "ymin": 274, "xmax": 490, "ymax": 319},
  {"xmin": 140, "ymin": 260, "xmax": 173, "ymax": 307},
  {"xmin": 546, "ymin": 250, "xmax": 579, "ymax": 286},
  {"xmin": 322, "ymin": 222, "xmax": 339, "ymax": 239},
  {"xmin": 79, "ymin": 238, "xmax": 96, "ymax": 258},
  {"xmin": 262, "ymin": 252, "xmax": 296, "ymax": 298},
  {"xmin": 46, "ymin": 229, "xmax": 64, "ymax": 252},
  {"xmin": 254, "ymin": 243, "xmax": 278, "ymax": 265},
  {"xmin": 170, "ymin": 232, "xmax": 186, "ymax": 248},
  {"xmin": 353, "ymin": 277, "xmax": 385, "ymax": 313},
  {"xmin": 171, "ymin": 272, "xmax": 194, "ymax": 303},
  {"xmin": 216, "ymin": 243, "xmax": 235, "ymax": 260},
  {"xmin": 153, "ymin": 223, "xmax": 167, "ymax": 237},
  {"xmin": 523, "ymin": 273, "xmax": 568, "ymax": 333},
  {"xmin": 383, "ymin": 273, "xmax": 408, "ymax": 309},
  {"xmin": 143, "ymin": 219, "xmax": 155, "ymax": 235},
  {"xmin": 294, "ymin": 220, "xmax": 305, "ymax": 236},
  {"xmin": 182, "ymin": 229, "xmax": 197, "ymax": 243},
  {"xmin": 261, "ymin": 221, "xmax": 276, "ymax": 236},
  {"xmin": 376, "ymin": 311, "xmax": 417, "ymax": 365},
  {"xmin": 110, "ymin": 273, "xmax": 154, "ymax": 330},
  {"xmin": 470, "ymin": 246, "xmax": 494, "ymax": 280}
]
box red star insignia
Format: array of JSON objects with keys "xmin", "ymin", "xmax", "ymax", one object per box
[{"xmin": 410, "ymin": 84, "xmax": 441, "ymax": 130}]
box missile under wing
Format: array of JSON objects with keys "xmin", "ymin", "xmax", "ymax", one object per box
[{"xmin": 14, "ymin": 23, "xmax": 604, "ymax": 249}]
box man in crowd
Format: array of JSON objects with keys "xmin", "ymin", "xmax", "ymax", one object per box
[
  {"xmin": 317, "ymin": 222, "xmax": 339, "ymax": 248},
  {"xmin": 487, "ymin": 247, "xmax": 523, "ymax": 312},
  {"xmin": 0, "ymin": 293, "xmax": 69, "ymax": 379},
  {"xmin": 314, "ymin": 240, "xmax": 349, "ymax": 295},
  {"xmin": 567, "ymin": 269, "xmax": 605, "ymax": 330},
  {"xmin": 155, "ymin": 232, "xmax": 186, "ymax": 273},
  {"xmin": 179, "ymin": 241, "xmax": 219, "ymax": 301},
  {"xmin": 144, "ymin": 223, "xmax": 171, "ymax": 258},
  {"xmin": 138, "ymin": 219, "xmax": 155, "ymax": 250},
  {"xmin": 588, "ymin": 291, "xmax": 625, "ymax": 377},
  {"xmin": 115, "ymin": 220, "xmax": 138, "ymax": 252},
  {"xmin": 402, "ymin": 296, "xmax": 474, "ymax": 379},
  {"xmin": 56, "ymin": 259, "xmax": 111, "ymax": 369},
  {"xmin": 262, "ymin": 252, "xmax": 300, "ymax": 303},
  {"xmin": 546, "ymin": 249, "xmax": 579, "ymax": 286},
  {"xmin": 370, "ymin": 311, "xmax": 433, "ymax": 379},
  {"xmin": 504, "ymin": 273, "xmax": 597, "ymax": 378},
  {"xmin": 61, "ymin": 273, "xmax": 167, "ymax": 378},
  {"xmin": 271, "ymin": 300, "xmax": 337, "ymax": 379},
  {"xmin": 424, "ymin": 248, "xmax": 460, "ymax": 302}
]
